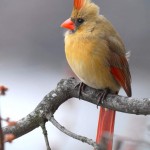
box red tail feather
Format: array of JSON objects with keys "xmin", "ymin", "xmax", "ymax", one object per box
[{"xmin": 96, "ymin": 107, "xmax": 116, "ymax": 150}]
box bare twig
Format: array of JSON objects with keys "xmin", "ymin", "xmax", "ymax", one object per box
[
  {"xmin": 114, "ymin": 140, "xmax": 122, "ymax": 150},
  {"xmin": 47, "ymin": 115, "xmax": 100, "ymax": 150},
  {"xmin": 2, "ymin": 78, "xmax": 150, "ymax": 149},
  {"xmin": 0, "ymin": 117, "xmax": 4, "ymax": 150},
  {"xmin": 0, "ymin": 86, "xmax": 8, "ymax": 150},
  {"xmin": 40, "ymin": 121, "xmax": 51, "ymax": 150}
]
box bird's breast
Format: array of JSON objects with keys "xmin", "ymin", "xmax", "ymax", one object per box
[{"xmin": 64, "ymin": 34, "xmax": 120, "ymax": 91}]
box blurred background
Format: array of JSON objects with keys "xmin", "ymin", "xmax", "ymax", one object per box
[{"xmin": 0, "ymin": 0, "xmax": 150, "ymax": 149}]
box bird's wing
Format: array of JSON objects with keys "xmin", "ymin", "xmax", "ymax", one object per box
[{"xmin": 106, "ymin": 36, "xmax": 132, "ymax": 97}]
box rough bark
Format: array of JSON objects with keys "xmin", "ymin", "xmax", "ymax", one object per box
[{"xmin": 2, "ymin": 78, "xmax": 150, "ymax": 149}]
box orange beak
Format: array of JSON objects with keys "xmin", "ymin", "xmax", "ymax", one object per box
[{"xmin": 61, "ymin": 18, "xmax": 75, "ymax": 30}]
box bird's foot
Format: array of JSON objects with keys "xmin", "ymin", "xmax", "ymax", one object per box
[
  {"xmin": 74, "ymin": 82, "xmax": 86, "ymax": 99},
  {"xmin": 97, "ymin": 88, "xmax": 111, "ymax": 108}
]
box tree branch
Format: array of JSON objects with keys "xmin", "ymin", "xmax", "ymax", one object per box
[
  {"xmin": 48, "ymin": 115, "xmax": 100, "ymax": 150},
  {"xmin": 40, "ymin": 121, "xmax": 51, "ymax": 150},
  {"xmin": 2, "ymin": 78, "xmax": 150, "ymax": 148}
]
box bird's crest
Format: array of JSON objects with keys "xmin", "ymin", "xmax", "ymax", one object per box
[{"xmin": 73, "ymin": 0, "xmax": 90, "ymax": 10}]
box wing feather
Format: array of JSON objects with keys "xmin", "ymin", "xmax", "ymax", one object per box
[{"xmin": 107, "ymin": 36, "xmax": 132, "ymax": 97}]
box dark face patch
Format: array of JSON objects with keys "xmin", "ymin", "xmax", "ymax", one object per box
[{"xmin": 71, "ymin": 17, "xmax": 85, "ymax": 28}]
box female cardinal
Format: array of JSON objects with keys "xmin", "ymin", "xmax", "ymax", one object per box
[{"xmin": 61, "ymin": 0, "xmax": 132, "ymax": 149}]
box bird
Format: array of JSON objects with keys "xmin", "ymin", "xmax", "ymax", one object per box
[{"xmin": 61, "ymin": 0, "xmax": 132, "ymax": 149}]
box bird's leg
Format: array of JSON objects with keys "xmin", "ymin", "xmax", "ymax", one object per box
[
  {"xmin": 74, "ymin": 82, "xmax": 86, "ymax": 99},
  {"xmin": 97, "ymin": 88, "xmax": 111, "ymax": 107}
]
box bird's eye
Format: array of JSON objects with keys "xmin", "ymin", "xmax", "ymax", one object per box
[{"xmin": 77, "ymin": 18, "xmax": 84, "ymax": 24}]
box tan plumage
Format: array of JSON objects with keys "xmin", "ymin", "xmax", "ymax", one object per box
[
  {"xmin": 64, "ymin": 13, "xmax": 131, "ymax": 94},
  {"xmin": 61, "ymin": 0, "xmax": 132, "ymax": 149}
]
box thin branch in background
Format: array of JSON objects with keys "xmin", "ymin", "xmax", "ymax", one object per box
[
  {"xmin": 0, "ymin": 117, "xmax": 4, "ymax": 150},
  {"xmin": 0, "ymin": 85, "xmax": 8, "ymax": 150},
  {"xmin": 47, "ymin": 115, "xmax": 100, "ymax": 150},
  {"xmin": 114, "ymin": 139, "xmax": 123, "ymax": 150},
  {"xmin": 40, "ymin": 121, "xmax": 51, "ymax": 150}
]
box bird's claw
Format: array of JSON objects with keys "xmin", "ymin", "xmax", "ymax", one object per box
[
  {"xmin": 74, "ymin": 82, "xmax": 86, "ymax": 99},
  {"xmin": 97, "ymin": 88, "xmax": 110, "ymax": 108}
]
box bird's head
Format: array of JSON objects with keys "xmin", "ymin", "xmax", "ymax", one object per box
[{"xmin": 61, "ymin": 0, "xmax": 100, "ymax": 33}]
